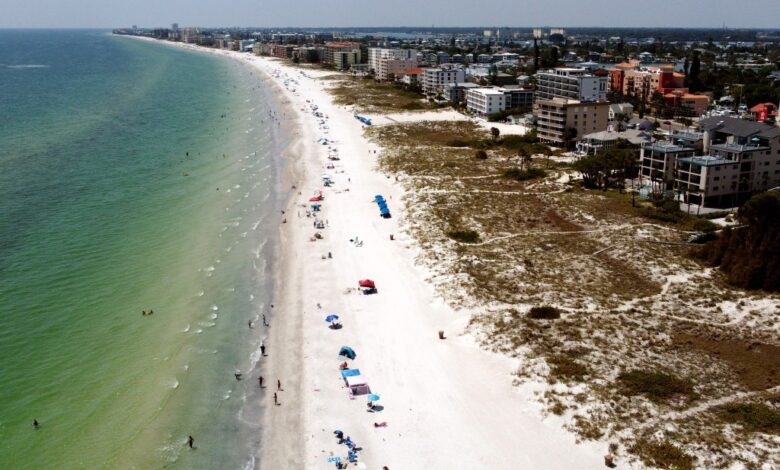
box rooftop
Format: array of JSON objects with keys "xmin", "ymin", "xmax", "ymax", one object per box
[
  {"xmin": 671, "ymin": 131, "xmax": 704, "ymax": 141},
  {"xmin": 469, "ymin": 87, "xmax": 506, "ymax": 96},
  {"xmin": 699, "ymin": 116, "xmax": 780, "ymax": 139},
  {"xmin": 678, "ymin": 155, "xmax": 734, "ymax": 167},
  {"xmin": 582, "ymin": 129, "xmax": 651, "ymax": 144},
  {"xmin": 644, "ymin": 141, "xmax": 692, "ymax": 153},
  {"xmin": 710, "ymin": 142, "xmax": 770, "ymax": 153}
]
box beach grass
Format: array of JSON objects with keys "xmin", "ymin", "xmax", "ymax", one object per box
[
  {"xmin": 366, "ymin": 119, "xmax": 780, "ymax": 467},
  {"xmin": 326, "ymin": 77, "xmax": 449, "ymax": 113}
]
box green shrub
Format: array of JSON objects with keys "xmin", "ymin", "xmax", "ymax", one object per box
[
  {"xmin": 692, "ymin": 218, "xmax": 718, "ymax": 233},
  {"xmin": 401, "ymin": 101, "xmax": 425, "ymax": 110},
  {"xmin": 717, "ymin": 402, "xmax": 780, "ymax": 434},
  {"xmin": 640, "ymin": 207, "xmax": 683, "ymax": 224},
  {"xmin": 701, "ymin": 210, "xmax": 732, "ymax": 220},
  {"xmin": 527, "ymin": 306, "xmax": 561, "ymax": 319},
  {"xmin": 446, "ymin": 139, "xmax": 472, "ymax": 147},
  {"xmin": 631, "ymin": 440, "xmax": 696, "ymax": 470},
  {"xmin": 446, "ymin": 230, "xmax": 480, "ymax": 243},
  {"xmin": 548, "ymin": 355, "xmax": 589, "ymax": 380},
  {"xmin": 504, "ymin": 167, "xmax": 546, "ymax": 181},
  {"xmin": 617, "ymin": 370, "xmax": 694, "ymax": 402}
]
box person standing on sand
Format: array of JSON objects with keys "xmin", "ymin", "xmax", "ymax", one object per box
[
  {"xmin": 277, "ymin": 379, "xmax": 282, "ymax": 391},
  {"xmin": 263, "ymin": 315, "xmax": 268, "ymax": 327},
  {"xmin": 260, "ymin": 343, "xmax": 266, "ymax": 356},
  {"xmin": 258, "ymin": 376, "xmax": 264, "ymax": 388},
  {"xmin": 187, "ymin": 435, "xmax": 194, "ymax": 449},
  {"xmin": 273, "ymin": 393, "xmax": 278, "ymax": 405}
]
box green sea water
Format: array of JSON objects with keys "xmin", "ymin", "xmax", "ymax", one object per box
[{"xmin": 0, "ymin": 30, "xmax": 282, "ymax": 469}]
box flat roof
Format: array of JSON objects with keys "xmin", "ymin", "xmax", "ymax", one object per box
[
  {"xmin": 678, "ymin": 156, "xmax": 734, "ymax": 167},
  {"xmin": 469, "ymin": 88, "xmax": 505, "ymax": 95},
  {"xmin": 644, "ymin": 142, "xmax": 692, "ymax": 153},
  {"xmin": 710, "ymin": 142, "xmax": 770, "ymax": 152}
]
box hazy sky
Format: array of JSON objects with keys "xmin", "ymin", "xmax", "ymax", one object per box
[{"xmin": 2, "ymin": 0, "xmax": 779, "ymax": 29}]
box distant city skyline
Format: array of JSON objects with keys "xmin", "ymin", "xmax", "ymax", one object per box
[{"xmin": 2, "ymin": 0, "xmax": 780, "ymax": 29}]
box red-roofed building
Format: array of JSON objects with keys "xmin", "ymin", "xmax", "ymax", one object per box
[
  {"xmin": 663, "ymin": 91, "xmax": 710, "ymax": 117},
  {"xmin": 397, "ymin": 67, "xmax": 423, "ymax": 85},
  {"xmin": 323, "ymin": 42, "xmax": 362, "ymax": 70},
  {"xmin": 750, "ymin": 102, "xmax": 778, "ymax": 122},
  {"xmin": 607, "ymin": 62, "xmax": 710, "ymax": 116}
]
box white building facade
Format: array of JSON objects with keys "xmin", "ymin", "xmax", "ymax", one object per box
[
  {"xmin": 368, "ymin": 48, "xmax": 416, "ymax": 80},
  {"xmin": 536, "ymin": 68, "xmax": 608, "ymax": 102},
  {"xmin": 423, "ymin": 66, "xmax": 465, "ymax": 96},
  {"xmin": 466, "ymin": 88, "xmax": 507, "ymax": 115}
]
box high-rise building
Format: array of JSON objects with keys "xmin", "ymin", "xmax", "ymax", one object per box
[{"xmin": 535, "ymin": 68, "xmax": 608, "ymax": 102}]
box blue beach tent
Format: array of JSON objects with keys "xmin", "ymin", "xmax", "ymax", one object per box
[
  {"xmin": 339, "ymin": 346, "xmax": 356, "ymax": 360},
  {"xmin": 340, "ymin": 368, "xmax": 361, "ymax": 378}
]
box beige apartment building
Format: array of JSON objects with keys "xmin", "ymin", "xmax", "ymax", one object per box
[
  {"xmin": 534, "ymin": 98, "xmax": 610, "ymax": 147},
  {"xmin": 324, "ymin": 42, "xmax": 362, "ymax": 70}
]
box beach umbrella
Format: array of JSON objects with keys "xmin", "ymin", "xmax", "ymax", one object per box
[
  {"xmin": 325, "ymin": 314, "xmax": 339, "ymax": 323},
  {"xmin": 367, "ymin": 394, "xmax": 380, "ymax": 401}
]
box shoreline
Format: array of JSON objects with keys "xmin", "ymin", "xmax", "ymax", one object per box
[
  {"xmin": 120, "ymin": 35, "xmax": 308, "ymax": 468},
  {"xmin": 121, "ymin": 36, "xmax": 607, "ymax": 469}
]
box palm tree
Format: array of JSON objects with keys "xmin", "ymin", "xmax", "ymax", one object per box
[
  {"xmin": 517, "ymin": 146, "xmax": 529, "ymax": 171},
  {"xmin": 490, "ymin": 127, "xmax": 500, "ymax": 143}
]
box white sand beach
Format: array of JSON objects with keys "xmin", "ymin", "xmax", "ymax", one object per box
[
  {"xmin": 241, "ymin": 55, "xmax": 611, "ymax": 469},
  {"xmin": 142, "ymin": 40, "xmax": 610, "ymax": 469}
]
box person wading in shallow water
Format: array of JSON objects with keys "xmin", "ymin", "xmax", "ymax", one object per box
[{"xmin": 187, "ymin": 435, "xmax": 194, "ymax": 449}]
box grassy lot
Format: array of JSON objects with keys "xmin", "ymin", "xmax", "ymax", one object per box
[
  {"xmin": 326, "ymin": 76, "xmax": 449, "ymax": 113},
  {"xmin": 367, "ymin": 120, "xmax": 780, "ymax": 468}
]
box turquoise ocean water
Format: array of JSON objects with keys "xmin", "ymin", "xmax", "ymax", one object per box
[{"xmin": 0, "ymin": 30, "xmax": 282, "ymax": 469}]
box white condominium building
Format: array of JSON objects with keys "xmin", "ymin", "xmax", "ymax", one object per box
[
  {"xmin": 466, "ymin": 88, "xmax": 507, "ymax": 115},
  {"xmin": 422, "ymin": 66, "xmax": 465, "ymax": 96},
  {"xmin": 368, "ymin": 48, "xmax": 416, "ymax": 80},
  {"xmin": 536, "ymin": 68, "xmax": 608, "ymax": 102}
]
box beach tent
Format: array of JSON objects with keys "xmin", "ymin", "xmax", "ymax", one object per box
[
  {"xmin": 339, "ymin": 346, "xmax": 356, "ymax": 360},
  {"xmin": 346, "ymin": 375, "xmax": 370, "ymax": 396},
  {"xmin": 358, "ymin": 279, "xmax": 375, "ymax": 289},
  {"xmin": 340, "ymin": 368, "xmax": 361, "ymax": 378}
]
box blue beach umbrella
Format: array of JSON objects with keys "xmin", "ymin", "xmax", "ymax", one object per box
[
  {"xmin": 367, "ymin": 394, "xmax": 380, "ymax": 401},
  {"xmin": 325, "ymin": 314, "xmax": 339, "ymax": 323}
]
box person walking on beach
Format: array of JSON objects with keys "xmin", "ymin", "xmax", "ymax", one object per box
[
  {"xmin": 263, "ymin": 315, "xmax": 268, "ymax": 327},
  {"xmin": 277, "ymin": 379, "xmax": 282, "ymax": 391},
  {"xmin": 187, "ymin": 435, "xmax": 194, "ymax": 449},
  {"xmin": 273, "ymin": 393, "xmax": 278, "ymax": 405},
  {"xmin": 258, "ymin": 376, "xmax": 264, "ymax": 388},
  {"xmin": 260, "ymin": 343, "xmax": 266, "ymax": 356}
]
